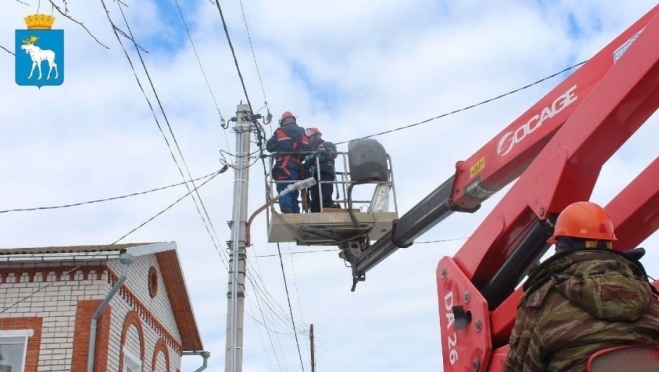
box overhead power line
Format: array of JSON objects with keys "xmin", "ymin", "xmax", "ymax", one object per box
[
  {"xmin": 238, "ymin": 0, "xmax": 270, "ymax": 112},
  {"xmin": 212, "ymin": 0, "xmax": 271, "ymax": 159},
  {"xmin": 276, "ymin": 243, "xmax": 306, "ymax": 372},
  {"xmin": 0, "ymin": 168, "xmax": 225, "ymax": 314},
  {"xmin": 0, "ymin": 169, "xmax": 222, "ymax": 214},
  {"xmin": 173, "ymin": 0, "xmax": 233, "ymax": 154},
  {"xmin": 102, "ymin": 0, "xmax": 229, "ymax": 280},
  {"xmin": 174, "ymin": 0, "xmax": 224, "ymax": 120},
  {"xmin": 205, "ymin": 9, "xmax": 299, "ymax": 356},
  {"xmin": 334, "ymin": 60, "xmax": 588, "ymax": 145},
  {"xmin": 213, "ymin": 0, "xmax": 254, "ymax": 112},
  {"xmin": 113, "ymin": 1, "xmax": 222, "ymax": 247},
  {"xmin": 108, "ymin": 3, "xmax": 301, "ymax": 362},
  {"xmin": 100, "ymin": 4, "xmax": 292, "ymax": 346},
  {"xmin": 254, "ymin": 237, "xmax": 470, "ymax": 258},
  {"xmin": 286, "ymin": 242, "xmax": 309, "ymax": 356}
]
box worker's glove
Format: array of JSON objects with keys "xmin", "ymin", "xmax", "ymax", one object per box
[
  {"xmin": 302, "ymin": 155, "xmax": 314, "ymax": 169},
  {"xmin": 317, "ymin": 145, "xmax": 327, "ymax": 153}
]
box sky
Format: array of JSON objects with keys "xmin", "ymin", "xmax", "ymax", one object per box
[{"xmin": 1, "ymin": 0, "xmax": 658, "ymax": 371}]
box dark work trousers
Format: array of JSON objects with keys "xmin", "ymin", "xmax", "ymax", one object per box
[
  {"xmin": 309, "ymin": 172, "xmax": 334, "ymax": 213},
  {"xmin": 275, "ymin": 167, "xmax": 300, "ymax": 213}
]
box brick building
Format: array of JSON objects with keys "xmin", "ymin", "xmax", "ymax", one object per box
[{"xmin": 0, "ymin": 242, "xmax": 209, "ymax": 372}]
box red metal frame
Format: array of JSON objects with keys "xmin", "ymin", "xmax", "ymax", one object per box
[
  {"xmin": 606, "ymin": 155, "xmax": 659, "ymax": 250},
  {"xmin": 437, "ymin": 5, "xmax": 659, "ymax": 372}
]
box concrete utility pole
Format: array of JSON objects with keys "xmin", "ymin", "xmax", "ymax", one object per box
[
  {"xmin": 225, "ymin": 103, "xmax": 252, "ymax": 372},
  {"xmin": 310, "ymin": 324, "xmax": 316, "ymax": 372}
]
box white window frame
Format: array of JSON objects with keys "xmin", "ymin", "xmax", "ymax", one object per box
[
  {"xmin": 0, "ymin": 329, "xmax": 34, "ymax": 372},
  {"xmin": 123, "ymin": 346, "xmax": 142, "ymax": 372}
]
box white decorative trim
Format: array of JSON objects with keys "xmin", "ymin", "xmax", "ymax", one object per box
[
  {"xmin": 0, "ymin": 329, "xmax": 34, "ymax": 337},
  {"xmin": 126, "ymin": 242, "xmax": 176, "ymax": 257}
]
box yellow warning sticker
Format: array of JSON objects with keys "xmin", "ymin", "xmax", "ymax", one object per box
[{"xmin": 469, "ymin": 157, "xmax": 486, "ymax": 178}]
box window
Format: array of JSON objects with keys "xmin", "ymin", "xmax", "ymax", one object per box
[
  {"xmin": 0, "ymin": 330, "xmax": 33, "ymax": 372},
  {"xmin": 148, "ymin": 266, "xmax": 159, "ymax": 299},
  {"xmin": 123, "ymin": 347, "xmax": 142, "ymax": 372}
]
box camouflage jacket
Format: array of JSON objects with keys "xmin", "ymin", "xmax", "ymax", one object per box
[{"xmin": 503, "ymin": 248, "xmax": 659, "ymax": 372}]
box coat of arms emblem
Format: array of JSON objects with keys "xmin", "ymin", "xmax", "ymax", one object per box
[{"xmin": 15, "ymin": 13, "xmax": 64, "ymax": 88}]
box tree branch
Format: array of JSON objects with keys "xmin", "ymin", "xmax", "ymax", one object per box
[
  {"xmin": 46, "ymin": 0, "xmax": 110, "ymax": 49},
  {"xmin": 1, "ymin": 45, "xmax": 15, "ymax": 56},
  {"xmin": 13, "ymin": 0, "xmax": 29, "ymax": 5}
]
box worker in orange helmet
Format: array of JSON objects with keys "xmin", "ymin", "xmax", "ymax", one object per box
[
  {"xmin": 266, "ymin": 111, "xmax": 310, "ymax": 213},
  {"xmin": 302, "ymin": 127, "xmax": 339, "ymax": 212},
  {"xmin": 504, "ymin": 201, "xmax": 659, "ymax": 372}
]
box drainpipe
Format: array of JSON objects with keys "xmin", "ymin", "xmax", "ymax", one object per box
[
  {"xmin": 87, "ymin": 253, "xmax": 134, "ymax": 372},
  {"xmin": 182, "ymin": 351, "xmax": 211, "ymax": 372}
]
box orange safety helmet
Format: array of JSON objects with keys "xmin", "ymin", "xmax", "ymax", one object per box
[
  {"xmin": 305, "ymin": 127, "xmax": 322, "ymax": 137},
  {"xmin": 547, "ymin": 201, "xmax": 617, "ymax": 244}
]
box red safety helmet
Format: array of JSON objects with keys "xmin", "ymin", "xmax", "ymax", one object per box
[
  {"xmin": 305, "ymin": 127, "xmax": 322, "ymax": 137},
  {"xmin": 281, "ymin": 111, "xmax": 295, "ymax": 121},
  {"xmin": 547, "ymin": 201, "xmax": 617, "ymax": 244}
]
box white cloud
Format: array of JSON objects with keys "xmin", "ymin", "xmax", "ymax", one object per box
[{"xmin": 1, "ymin": 0, "xmax": 658, "ymax": 371}]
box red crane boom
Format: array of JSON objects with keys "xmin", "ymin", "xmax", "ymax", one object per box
[
  {"xmin": 439, "ymin": 6, "xmax": 659, "ymax": 371},
  {"xmin": 344, "ymin": 3, "xmax": 659, "ymax": 371},
  {"xmin": 350, "ymin": 5, "xmax": 659, "ymax": 289}
]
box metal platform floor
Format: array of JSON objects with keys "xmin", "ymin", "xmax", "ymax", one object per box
[{"xmin": 268, "ymin": 209, "xmax": 398, "ymax": 246}]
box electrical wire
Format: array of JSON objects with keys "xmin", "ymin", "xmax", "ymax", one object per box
[
  {"xmin": 415, "ymin": 237, "xmax": 469, "ymax": 244},
  {"xmin": 255, "ymin": 249, "xmax": 338, "ymax": 258},
  {"xmin": 207, "ymin": 4, "xmax": 299, "ymax": 349},
  {"xmin": 0, "ymin": 169, "xmax": 225, "ymax": 314},
  {"xmin": 254, "ymin": 237, "xmax": 470, "ymax": 257},
  {"xmin": 114, "ymin": 2, "xmax": 224, "ymax": 257},
  {"xmin": 219, "ymin": 111, "xmax": 298, "ymax": 368},
  {"xmin": 8, "ymin": 3, "xmax": 283, "ymax": 346},
  {"xmin": 173, "ymin": 0, "xmax": 224, "ymax": 119},
  {"xmin": 247, "ymin": 285, "xmax": 292, "ymax": 372},
  {"xmin": 201, "ymin": 226, "xmax": 296, "ymax": 339},
  {"xmin": 334, "ymin": 60, "xmax": 587, "ymax": 145},
  {"xmin": 112, "ymin": 3, "xmax": 305, "ymax": 368},
  {"xmin": 102, "ymin": 0, "xmax": 232, "ymax": 293},
  {"xmin": 14, "ymin": 4, "xmax": 299, "ymax": 367},
  {"xmin": 219, "ymin": 148, "xmax": 262, "ymax": 170},
  {"xmin": 247, "ymin": 258, "xmax": 308, "ymax": 333},
  {"xmin": 238, "ymin": 0, "xmax": 270, "ymax": 117},
  {"xmin": 102, "ymin": 4, "xmax": 292, "ymax": 350},
  {"xmin": 287, "ymin": 242, "xmax": 310, "ymax": 356},
  {"xmin": 0, "ymin": 170, "xmax": 220, "ymax": 214},
  {"xmin": 276, "ymin": 243, "xmax": 306, "ymax": 372},
  {"xmin": 213, "ymin": 0, "xmax": 272, "ymax": 172},
  {"xmin": 214, "ymin": 237, "xmax": 303, "ymax": 339},
  {"xmin": 249, "ymin": 249, "xmax": 286, "ymax": 372},
  {"xmin": 172, "ymin": 0, "xmax": 232, "ymax": 155},
  {"xmin": 252, "ymin": 313, "xmax": 278, "ymax": 372},
  {"xmin": 213, "ymin": 0, "xmax": 254, "ymax": 113},
  {"xmin": 249, "ymin": 246, "xmax": 293, "ymax": 372},
  {"xmin": 247, "ymin": 258, "xmax": 285, "ymax": 371}
]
